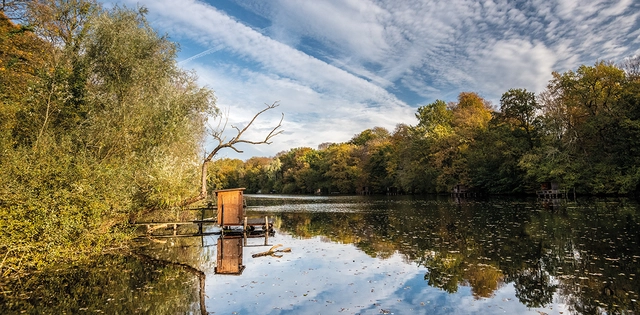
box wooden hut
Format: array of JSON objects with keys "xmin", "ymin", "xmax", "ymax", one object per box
[
  {"xmin": 216, "ymin": 188, "xmax": 245, "ymax": 227},
  {"xmin": 215, "ymin": 235, "xmax": 245, "ymax": 275}
]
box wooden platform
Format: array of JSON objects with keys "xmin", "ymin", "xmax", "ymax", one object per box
[
  {"xmin": 134, "ymin": 216, "xmax": 274, "ymax": 237},
  {"xmin": 133, "ymin": 187, "xmax": 273, "ymax": 238},
  {"xmin": 536, "ymin": 189, "xmax": 567, "ymax": 199}
]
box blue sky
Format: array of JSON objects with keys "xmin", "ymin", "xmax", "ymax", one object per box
[{"xmin": 113, "ymin": 0, "xmax": 640, "ymax": 159}]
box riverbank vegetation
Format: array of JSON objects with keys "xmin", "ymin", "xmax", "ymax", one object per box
[
  {"xmin": 0, "ymin": 1, "xmax": 216, "ymax": 279},
  {"xmin": 212, "ymin": 59, "xmax": 640, "ymax": 196}
]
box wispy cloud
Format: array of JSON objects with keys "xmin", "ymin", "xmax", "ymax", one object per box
[{"xmin": 116, "ymin": 0, "xmax": 639, "ymax": 157}]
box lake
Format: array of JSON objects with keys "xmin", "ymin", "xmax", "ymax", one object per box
[{"xmin": 2, "ymin": 195, "xmax": 639, "ymax": 314}]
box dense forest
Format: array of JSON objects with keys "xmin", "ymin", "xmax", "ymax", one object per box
[
  {"xmin": 211, "ymin": 60, "xmax": 640, "ymax": 196},
  {"xmin": 0, "ymin": 1, "xmax": 216, "ymax": 278}
]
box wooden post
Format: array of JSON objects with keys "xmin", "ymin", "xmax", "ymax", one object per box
[
  {"xmin": 220, "ymin": 204, "xmax": 224, "ymax": 226},
  {"xmin": 199, "ymin": 273, "xmax": 207, "ymax": 315},
  {"xmin": 264, "ymin": 216, "xmax": 269, "ymax": 246},
  {"xmin": 243, "ymin": 216, "xmax": 248, "ymax": 246},
  {"xmin": 243, "ymin": 230, "xmax": 247, "ymax": 246},
  {"xmin": 199, "ymin": 206, "xmax": 205, "ymax": 235}
]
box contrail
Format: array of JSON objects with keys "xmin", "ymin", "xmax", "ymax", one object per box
[{"xmin": 178, "ymin": 45, "xmax": 224, "ymax": 65}]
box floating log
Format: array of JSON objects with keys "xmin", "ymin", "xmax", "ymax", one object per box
[{"xmin": 251, "ymin": 244, "xmax": 291, "ymax": 258}]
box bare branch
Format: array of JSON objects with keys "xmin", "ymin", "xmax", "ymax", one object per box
[
  {"xmin": 181, "ymin": 101, "xmax": 284, "ymax": 206},
  {"xmin": 204, "ymin": 101, "xmax": 282, "ymax": 163}
]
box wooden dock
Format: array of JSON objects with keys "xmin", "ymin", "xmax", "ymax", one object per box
[
  {"xmin": 132, "ymin": 187, "xmax": 276, "ymax": 238},
  {"xmin": 451, "ymin": 184, "xmax": 480, "ymax": 197},
  {"xmin": 536, "ymin": 189, "xmax": 568, "ymax": 199},
  {"xmin": 134, "ymin": 216, "xmax": 274, "ymax": 237}
]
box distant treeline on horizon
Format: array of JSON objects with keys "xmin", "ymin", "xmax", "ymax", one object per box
[{"xmin": 210, "ymin": 59, "xmax": 640, "ymax": 196}]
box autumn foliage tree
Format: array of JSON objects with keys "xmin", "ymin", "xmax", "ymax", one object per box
[
  {"xmin": 229, "ymin": 64, "xmax": 640, "ymax": 196},
  {"xmin": 0, "ymin": 2, "xmax": 216, "ymax": 278}
]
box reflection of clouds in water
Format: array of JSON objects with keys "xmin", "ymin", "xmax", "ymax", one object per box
[
  {"xmin": 203, "ymin": 232, "xmax": 568, "ymax": 314},
  {"xmin": 205, "ymin": 232, "xmax": 415, "ymax": 314}
]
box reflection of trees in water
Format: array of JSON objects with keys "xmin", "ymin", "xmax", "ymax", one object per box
[
  {"xmin": 423, "ymin": 253, "xmax": 466, "ymax": 294},
  {"xmin": 0, "ymin": 254, "xmax": 200, "ymax": 314},
  {"xmin": 275, "ymin": 211, "xmax": 397, "ymax": 259},
  {"xmin": 512, "ymin": 265, "xmax": 556, "ymax": 308},
  {"xmin": 137, "ymin": 235, "xmax": 216, "ymax": 274},
  {"xmin": 533, "ymin": 200, "xmax": 640, "ymax": 314},
  {"xmin": 465, "ymin": 263, "xmax": 505, "ymax": 298},
  {"xmin": 257, "ymin": 197, "xmax": 640, "ymax": 312}
]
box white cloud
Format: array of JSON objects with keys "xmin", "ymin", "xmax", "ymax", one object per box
[
  {"xmin": 471, "ymin": 39, "xmax": 557, "ymax": 96},
  {"xmin": 113, "ymin": 0, "xmax": 640, "ymax": 157},
  {"xmin": 192, "ymin": 59, "xmax": 414, "ymax": 157},
  {"xmin": 204, "ymin": 233, "xmax": 425, "ymax": 314}
]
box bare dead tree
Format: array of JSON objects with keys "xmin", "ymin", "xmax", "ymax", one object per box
[{"xmin": 181, "ymin": 101, "xmax": 284, "ymax": 206}]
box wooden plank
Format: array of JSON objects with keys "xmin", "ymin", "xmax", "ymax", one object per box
[
  {"xmin": 137, "ymin": 232, "xmax": 222, "ymax": 238},
  {"xmin": 245, "ymin": 217, "xmax": 274, "ymax": 225},
  {"xmin": 132, "ymin": 219, "xmax": 217, "ymax": 226},
  {"xmin": 132, "ymin": 218, "xmax": 270, "ymax": 227},
  {"xmin": 192, "ymin": 219, "xmax": 217, "ymax": 224}
]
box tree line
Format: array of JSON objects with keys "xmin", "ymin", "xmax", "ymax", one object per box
[{"xmin": 211, "ymin": 59, "xmax": 640, "ymax": 196}]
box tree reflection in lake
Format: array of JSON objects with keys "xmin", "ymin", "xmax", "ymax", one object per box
[
  {"xmin": 2, "ymin": 195, "xmax": 639, "ymax": 314},
  {"xmin": 0, "ymin": 254, "xmax": 201, "ymax": 314},
  {"xmin": 245, "ymin": 195, "xmax": 640, "ymax": 314}
]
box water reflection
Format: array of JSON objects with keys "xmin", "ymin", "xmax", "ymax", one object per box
[
  {"xmin": 216, "ymin": 235, "xmax": 245, "ymax": 275},
  {"xmin": 0, "ymin": 254, "xmax": 202, "ymax": 314},
  {"xmin": 2, "ymin": 196, "xmax": 639, "ymax": 314},
  {"xmin": 213, "ymin": 231, "xmax": 274, "ymax": 275},
  {"xmin": 245, "ymin": 195, "xmax": 640, "ymax": 314}
]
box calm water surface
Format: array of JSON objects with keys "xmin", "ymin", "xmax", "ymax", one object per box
[{"xmin": 3, "ymin": 195, "xmax": 639, "ymax": 314}]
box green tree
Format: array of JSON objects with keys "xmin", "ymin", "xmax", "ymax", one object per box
[
  {"xmin": 414, "ymin": 99, "xmax": 453, "ymax": 139},
  {"xmin": 350, "ymin": 127, "xmax": 393, "ymax": 194},
  {"xmin": 324, "ymin": 143, "xmax": 360, "ymax": 194},
  {"xmin": 410, "ymin": 93, "xmax": 492, "ymax": 192},
  {"xmin": 207, "ymin": 158, "xmax": 243, "ymax": 191},
  {"xmin": 279, "ymin": 147, "xmax": 316, "ymax": 193},
  {"xmin": 0, "ymin": 3, "xmax": 216, "ymax": 278},
  {"xmin": 467, "ymin": 89, "xmax": 541, "ymax": 194},
  {"xmin": 525, "ymin": 61, "xmax": 638, "ymax": 194},
  {"xmin": 349, "ymin": 126, "xmax": 390, "ymax": 146},
  {"xmin": 240, "ymin": 157, "xmax": 274, "ymax": 193},
  {"xmin": 499, "ymin": 88, "xmax": 540, "ymax": 149}
]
